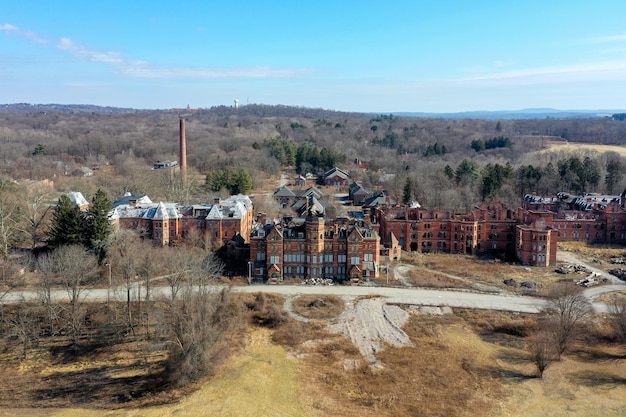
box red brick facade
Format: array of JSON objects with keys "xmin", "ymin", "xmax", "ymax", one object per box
[
  {"xmin": 112, "ymin": 195, "xmax": 254, "ymax": 246},
  {"xmin": 375, "ymin": 202, "xmax": 558, "ymax": 266},
  {"xmin": 249, "ymin": 213, "xmax": 380, "ymax": 281}
]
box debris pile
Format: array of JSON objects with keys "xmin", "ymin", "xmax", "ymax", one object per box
[
  {"xmin": 609, "ymin": 269, "xmax": 626, "ymax": 281},
  {"xmin": 302, "ymin": 277, "xmax": 334, "ymax": 286},
  {"xmin": 556, "ymin": 264, "xmax": 590, "ymax": 274},
  {"xmin": 576, "ymin": 272, "xmax": 600, "ymax": 287}
]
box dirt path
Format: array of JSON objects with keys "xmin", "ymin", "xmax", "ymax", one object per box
[{"xmin": 328, "ymin": 297, "xmax": 411, "ymax": 366}]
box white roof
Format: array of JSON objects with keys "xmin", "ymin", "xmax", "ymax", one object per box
[{"xmin": 67, "ymin": 191, "xmax": 88, "ymax": 207}]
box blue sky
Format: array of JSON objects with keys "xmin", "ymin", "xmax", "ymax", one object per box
[{"xmin": 2, "ymin": 1, "xmax": 626, "ymax": 112}]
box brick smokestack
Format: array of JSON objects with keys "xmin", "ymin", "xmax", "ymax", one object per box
[{"xmin": 179, "ymin": 118, "xmax": 187, "ymax": 180}]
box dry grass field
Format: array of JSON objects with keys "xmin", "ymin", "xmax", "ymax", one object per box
[
  {"xmin": 542, "ymin": 140, "xmax": 626, "ymax": 157},
  {"xmin": 2, "ymin": 292, "xmax": 626, "ymax": 417},
  {"xmin": 400, "ymin": 251, "xmax": 565, "ymax": 292},
  {"xmin": 3, "ymin": 252, "xmax": 626, "ymax": 416}
]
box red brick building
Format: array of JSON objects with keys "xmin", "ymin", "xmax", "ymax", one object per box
[
  {"xmin": 321, "ymin": 167, "xmax": 351, "ymax": 187},
  {"xmin": 249, "ymin": 209, "xmax": 381, "ymax": 282},
  {"xmin": 111, "ymin": 194, "xmax": 254, "ymax": 246},
  {"xmin": 375, "ymin": 202, "xmax": 558, "ymax": 266}
]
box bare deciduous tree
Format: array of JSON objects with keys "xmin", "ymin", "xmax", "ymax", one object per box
[
  {"xmin": 543, "ymin": 284, "xmax": 592, "ymax": 359},
  {"xmin": 18, "ymin": 184, "xmax": 53, "ymax": 252},
  {"xmin": 53, "ymin": 245, "xmax": 98, "ymax": 349},
  {"xmin": 609, "ymin": 295, "xmax": 626, "ymax": 342},
  {"xmin": 5, "ymin": 301, "xmax": 40, "ymax": 360},
  {"xmin": 35, "ymin": 253, "xmax": 63, "ymax": 336},
  {"xmin": 107, "ymin": 229, "xmax": 142, "ymax": 334},
  {"xmin": 163, "ymin": 253, "xmax": 236, "ymax": 386},
  {"xmin": 0, "ymin": 192, "xmax": 18, "ymax": 259},
  {"xmin": 528, "ymin": 331, "xmax": 556, "ymax": 378}
]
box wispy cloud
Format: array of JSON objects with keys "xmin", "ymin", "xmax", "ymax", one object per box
[
  {"xmin": 0, "ymin": 23, "xmax": 48, "ymax": 44},
  {"xmin": 587, "ymin": 33, "xmax": 626, "ymax": 44},
  {"xmin": 459, "ymin": 61, "xmax": 626, "ymax": 84},
  {"xmin": 1, "ymin": 23, "xmax": 308, "ymax": 79}
]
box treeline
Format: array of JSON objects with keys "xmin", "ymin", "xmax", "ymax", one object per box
[
  {"xmin": 2, "ymin": 107, "xmax": 626, "ymax": 211},
  {"xmin": 406, "ymin": 154, "xmax": 623, "ymax": 207},
  {"xmin": 205, "ymin": 168, "xmax": 253, "ymax": 195},
  {"xmin": 262, "ymin": 138, "xmax": 346, "ymax": 174},
  {"xmin": 471, "ymin": 136, "xmax": 512, "ymax": 152},
  {"xmin": 48, "ymin": 189, "xmax": 112, "ymax": 262},
  {"xmin": 423, "ymin": 142, "xmax": 448, "ymax": 157}
]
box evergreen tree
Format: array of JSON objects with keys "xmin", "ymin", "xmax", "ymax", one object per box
[
  {"xmin": 229, "ymin": 168, "xmax": 253, "ymax": 195},
  {"xmin": 605, "ymin": 158, "xmax": 623, "ymax": 194},
  {"xmin": 84, "ymin": 189, "xmax": 112, "ymax": 263},
  {"xmin": 471, "ymin": 139, "xmax": 485, "ymax": 152},
  {"xmin": 455, "ymin": 159, "xmax": 479, "ymax": 186},
  {"xmin": 48, "ymin": 194, "xmax": 84, "ymax": 247},
  {"xmin": 402, "ymin": 177, "xmax": 414, "ymax": 205}
]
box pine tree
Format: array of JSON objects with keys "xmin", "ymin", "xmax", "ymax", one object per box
[
  {"xmin": 48, "ymin": 194, "xmax": 84, "ymax": 247},
  {"xmin": 229, "ymin": 168, "xmax": 253, "ymax": 195},
  {"xmin": 402, "ymin": 177, "xmax": 414, "ymax": 205},
  {"xmin": 84, "ymin": 189, "xmax": 112, "ymax": 263}
]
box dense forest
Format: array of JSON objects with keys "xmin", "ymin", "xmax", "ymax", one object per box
[{"xmin": 1, "ymin": 104, "xmax": 626, "ymax": 214}]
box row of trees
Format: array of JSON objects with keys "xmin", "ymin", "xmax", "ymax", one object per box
[
  {"xmin": 393, "ymin": 151, "xmax": 625, "ymax": 212},
  {"xmin": 48, "ymin": 189, "xmax": 112, "ymax": 262},
  {"xmin": 423, "ymin": 142, "xmax": 448, "ymax": 157},
  {"xmin": 471, "ymin": 136, "xmax": 512, "ymax": 152},
  {"xmin": 1, "ymin": 230, "xmax": 240, "ymax": 387},
  {"xmin": 205, "ymin": 168, "xmax": 253, "ymax": 195},
  {"xmin": 262, "ymin": 138, "xmax": 347, "ymax": 174}
]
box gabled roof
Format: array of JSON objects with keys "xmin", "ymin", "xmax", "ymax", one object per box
[
  {"xmin": 363, "ymin": 191, "xmax": 396, "ymax": 208},
  {"xmin": 349, "ymin": 182, "xmax": 370, "ymax": 196},
  {"xmin": 347, "ymin": 227, "xmax": 364, "ymax": 241},
  {"xmin": 206, "ymin": 204, "xmax": 224, "ymax": 219},
  {"xmin": 274, "ymin": 186, "xmax": 297, "ymax": 198},
  {"xmin": 323, "ymin": 167, "xmax": 350, "ymax": 180},
  {"xmin": 296, "ymin": 186, "xmax": 323, "ymax": 199},
  {"xmin": 292, "ymin": 196, "xmax": 326, "ymax": 217},
  {"xmin": 113, "ymin": 192, "xmax": 153, "ymax": 208},
  {"xmin": 147, "ymin": 202, "xmax": 181, "ymax": 220}
]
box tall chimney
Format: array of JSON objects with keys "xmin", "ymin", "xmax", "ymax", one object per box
[{"xmin": 179, "ymin": 118, "xmax": 187, "ymax": 181}]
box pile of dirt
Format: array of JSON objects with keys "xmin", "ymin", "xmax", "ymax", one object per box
[{"xmin": 328, "ymin": 297, "xmax": 411, "ymax": 366}]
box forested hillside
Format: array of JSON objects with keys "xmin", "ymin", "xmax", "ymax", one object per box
[{"xmin": 2, "ymin": 104, "xmax": 626, "ymax": 211}]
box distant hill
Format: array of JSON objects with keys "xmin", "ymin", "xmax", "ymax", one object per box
[
  {"xmin": 394, "ymin": 108, "xmax": 626, "ymax": 120},
  {"xmin": 1, "ymin": 103, "xmax": 625, "ymax": 120},
  {"xmin": 0, "ymin": 103, "xmax": 148, "ymax": 114}
]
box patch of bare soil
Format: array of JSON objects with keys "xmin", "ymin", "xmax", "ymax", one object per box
[
  {"xmin": 328, "ymin": 297, "xmax": 411, "ymax": 365},
  {"xmin": 290, "ymin": 294, "xmax": 344, "ymax": 320}
]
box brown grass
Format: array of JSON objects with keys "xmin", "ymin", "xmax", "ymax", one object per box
[
  {"xmin": 406, "ymin": 268, "xmax": 475, "ymax": 289},
  {"xmin": 4, "ymin": 299, "xmax": 626, "ymax": 417},
  {"xmin": 293, "ymin": 314, "xmax": 506, "ymax": 417},
  {"xmin": 291, "ymin": 294, "xmax": 345, "ymax": 320},
  {"xmin": 542, "ymin": 141, "xmax": 626, "ymax": 157},
  {"xmin": 410, "ymin": 252, "xmax": 565, "ymax": 290}
]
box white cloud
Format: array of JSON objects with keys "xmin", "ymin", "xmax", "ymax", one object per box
[
  {"xmin": 459, "ymin": 61, "xmax": 626, "ymax": 85},
  {"xmin": 3, "ymin": 23, "xmax": 308, "ymax": 79},
  {"xmin": 0, "ymin": 23, "xmax": 48, "ymax": 44},
  {"xmin": 587, "ymin": 33, "xmax": 626, "ymax": 44}
]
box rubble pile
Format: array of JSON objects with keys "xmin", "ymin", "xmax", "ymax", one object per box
[
  {"xmin": 556, "ymin": 264, "xmax": 590, "ymax": 274},
  {"xmin": 302, "ymin": 277, "xmax": 335, "ymax": 286},
  {"xmin": 609, "ymin": 269, "xmax": 626, "ymax": 281},
  {"xmin": 576, "ymin": 272, "xmax": 600, "ymax": 287}
]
